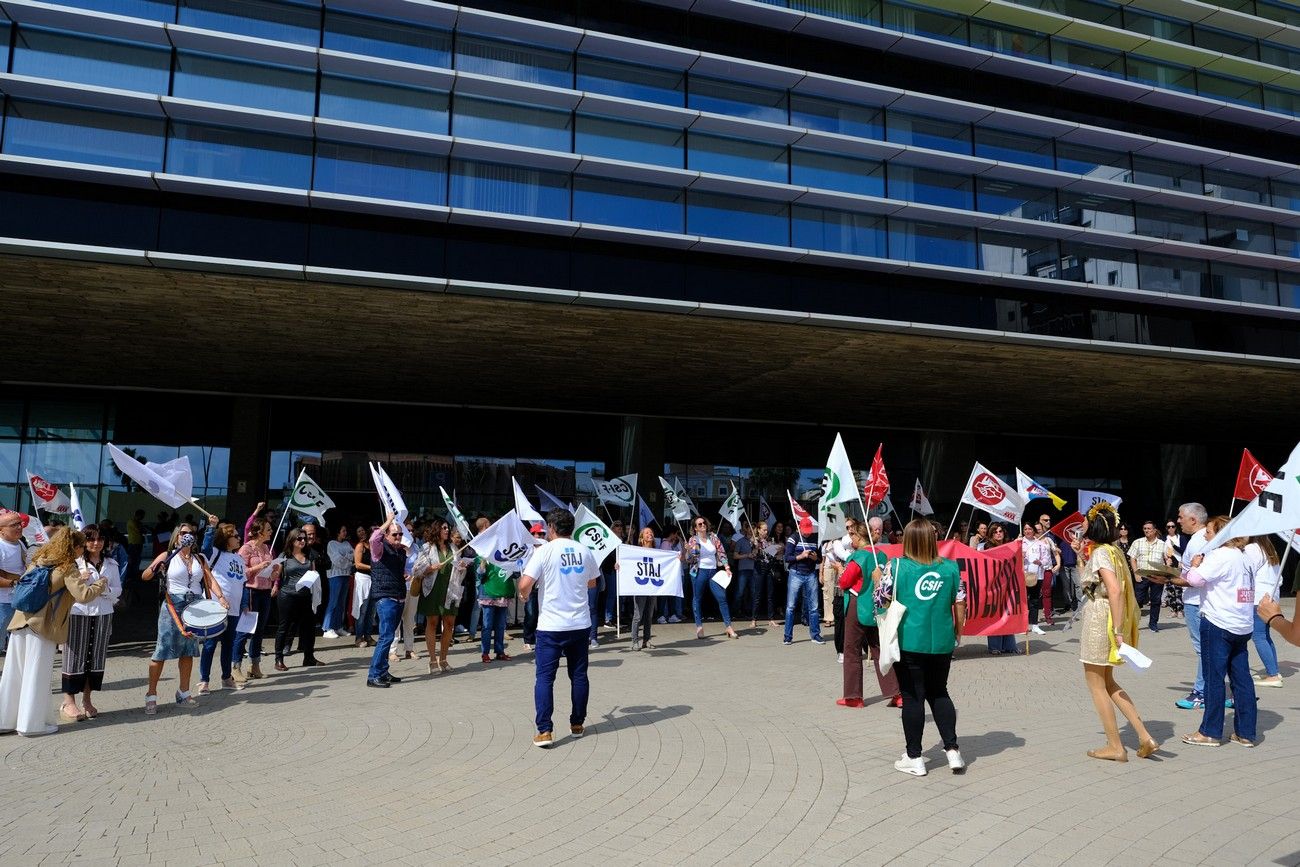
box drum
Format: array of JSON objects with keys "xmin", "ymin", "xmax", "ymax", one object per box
[{"xmin": 182, "ymin": 598, "xmax": 228, "ymax": 639}]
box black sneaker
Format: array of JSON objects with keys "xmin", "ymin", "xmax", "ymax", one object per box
[
  {"xmin": 366, "ymin": 679, "xmax": 390, "ymax": 688},
  {"xmin": 380, "ymin": 673, "xmax": 402, "ymax": 684}
]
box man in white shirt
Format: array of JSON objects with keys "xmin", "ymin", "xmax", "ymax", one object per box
[
  {"xmin": 0, "ymin": 512, "xmax": 28, "ymax": 655},
  {"xmin": 1171, "ymin": 503, "xmax": 1213, "ymax": 710},
  {"xmin": 519, "ymin": 509, "xmax": 600, "ymax": 749}
]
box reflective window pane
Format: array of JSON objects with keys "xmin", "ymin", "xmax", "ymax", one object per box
[
  {"xmin": 319, "ymin": 75, "xmax": 449, "ymax": 134},
  {"xmin": 577, "ymin": 56, "xmax": 684, "ymax": 106},
  {"xmin": 969, "ymin": 22, "xmax": 1050, "ymax": 61},
  {"xmin": 1131, "ymin": 156, "xmax": 1202, "ymax": 192},
  {"xmin": 12, "ymin": 27, "xmax": 171, "ymax": 94},
  {"xmin": 974, "ymin": 127, "xmax": 1053, "ymax": 169},
  {"xmin": 26, "ymin": 400, "xmax": 104, "ymax": 440},
  {"xmin": 1050, "ymin": 38, "xmax": 1124, "ymax": 77},
  {"xmin": 1138, "ymin": 253, "xmax": 1209, "ymax": 296},
  {"xmin": 1198, "ymin": 71, "xmax": 1262, "ymax": 108},
  {"xmin": 1134, "ymin": 204, "xmax": 1206, "ymax": 245},
  {"xmin": 689, "ymin": 134, "xmax": 787, "ymax": 183},
  {"xmin": 1260, "ymin": 41, "xmax": 1300, "ymax": 72},
  {"xmin": 575, "ymin": 114, "xmax": 683, "ymax": 167},
  {"xmin": 0, "ymin": 443, "xmax": 18, "ymax": 486},
  {"xmin": 887, "ymin": 111, "xmax": 971, "ymax": 155},
  {"xmin": 792, "ymin": 0, "xmax": 881, "ymax": 25},
  {"xmin": 888, "ymin": 220, "xmax": 976, "ymax": 268},
  {"xmin": 887, "ymin": 165, "xmax": 973, "ymax": 210},
  {"xmin": 315, "ymin": 142, "xmax": 447, "ymax": 205},
  {"xmin": 1264, "ymin": 86, "xmax": 1300, "ymax": 118},
  {"xmin": 450, "ymin": 160, "xmax": 570, "ymax": 219},
  {"xmin": 791, "ymin": 148, "xmax": 884, "ymax": 197},
  {"xmin": 0, "ymin": 400, "xmax": 21, "ymax": 438},
  {"xmin": 1273, "ymin": 179, "xmax": 1300, "ymax": 212},
  {"xmin": 1206, "ymin": 215, "xmax": 1273, "ymax": 253},
  {"xmin": 1056, "ymin": 142, "xmax": 1129, "ymax": 181},
  {"xmin": 1123, "ymin": 9, "xmax": 1191, "ymax": 43},
  {"xmin": 2, "ymin": 101, "xmax": 165, "ymax": 171},
  {"xmin": 687, "ymin": 192, "xmax": 788, "ymax": 246},
  {"xmin": 1057, "ymin": 190, "xmax": 1134, "ymax": 233},
  {"xmin": 20, "ymin": 442, "xmax": 103, "ymax": 485},
  {"xmin": 573, "ymin": 177, "xmax": 684, "ymax": 233},
  {"xmin": 55, "ymin": 0, "xmax": 174, "ymax": 20},
  {"xmin": 1059, "ymin": 241, "xmax": 1137, "ymax": 288},
  {"xmin": 1211, "ymin": 263, "xmax": 1277, "ymax": 304},
  {"xmin": 173, "ymin": 51, "xmax": 316, "ymax": 116},
  {"xmin": 453, "ymin": 96, "xmax": 572, "ymax": 152},
  {"xmin": 978, "ymin": 231, "xmax": 1060, "ymax": 278},
  {"xmin": 790, "ymin": 94, "xmax": 883, "ymax": 139},
  {"xmin": 323, "ymin": 11, "xmax": 450, "ymax": 67},
  {"xmin": 976, "ymin": 178, "xmax": 1056, "ymax": 219},
  {"xmin": 1195, "ymin": 25, "xmax": 1258, "ymax": 61},
  {"xmin": 688, "ymin": 77, "xmax": 787, "ymax": 125},
  {"xmin": 455, "ymin": 34, "xmax": 573, "ymax": 88},
  {"xmin": 793, "ymin": 206, "xmax": 885, "ymax": 256},
  {"xmin": 883, "ymin": 1, "xmax": 967, "ymax": 42},
  {"xmin": 1126, "ymin": 56, "xmax": 1196, "ymax": 94},
  {"xmin": 1275, "ymin": 226, "xmax": 1299, "ymax": 259},
  {"xmin": 178, "ymin": 0, "xmax": 320, "ymax": 46},
  {"xmin": 1204, "ymin": 169, "xmax": 1268, "ymax": 205},
  {"xmin": 168, "ymin": 123, "xmax": 312, "ymax": 187}
]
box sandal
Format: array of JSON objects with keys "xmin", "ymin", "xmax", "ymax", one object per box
[
  {"xmin": 1086, "ymin": 748, "xmax": 1128, "ymax": 762},
  {"xmin": 144, "ymin": 694, "xmax": 157, "ymax": 716},
  {"xmin": 1181, "ymin": 732, "xmax": 1221, "ymax": 747},
  {"xmin": 59, "ymin": 706, "xmax": 85, "ymax": 723},
  {"xmin": 1137, "ymin": 739, "xmax": 1160, "ymax": 759}
]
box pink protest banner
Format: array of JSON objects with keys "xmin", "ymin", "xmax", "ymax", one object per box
[{"xmin": 878, "ymin": 540, "xmax": 1027, "ymax": 637}]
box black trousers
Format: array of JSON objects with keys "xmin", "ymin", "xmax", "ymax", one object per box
[
  {"xmin": 1135, "ymin": 578, "xmax": 1162, "ymax": 628},
  {"xmin": 832, "ymin": 595, "xmax": 846, "ymax": 654},
  {"xmin": 895, "ymin": 650, "xmax": 958, "ymax": 759},
  {"xmin": 1027, "ymin": 581, "xmax": 1042, "ymax": 626},
  {"xmin": 275, "ymin": 590, "xmax": 317, "ymax": 664}
]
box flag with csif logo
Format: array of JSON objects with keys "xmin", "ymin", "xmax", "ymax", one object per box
[
  {"xmin": 440, "ymin": 487, "xmax": 474, "ymax": 541},
  {"xmin": 26, "ymin": 470, "xmax": 72, "ymax": 515},
  {"xmin": 959, "ymin": 462, "xmax": 1025, "ymax": 524},
  {"xmin": 467, "ymin": 509, "xmax": 541, "ymax": 573},
  {"xmin": 593, "ymin": 474, "xmax": 638, "ymax": 508},
  {"xmin": 287, "ymin": 469, "xmax": 335, "ymax": 523},
  {"xmin": 615, "ymin": 543, "xmax": 682, "ymax": 597},
  {"xmin": 660, "ymin": 476, "xmax": 692, "ymax": 522},
  {"xmin": 572, "ymin": 505, "xmax": 619, "ymax": 561}
]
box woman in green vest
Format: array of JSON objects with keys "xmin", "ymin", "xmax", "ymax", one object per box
[
  {"xmin": 890, "ymin": 519, "xmax": 966, "ymax": 777},
  {"xmin": 836, "ymin": 518, "xmax": 901, "ymax": 708}
]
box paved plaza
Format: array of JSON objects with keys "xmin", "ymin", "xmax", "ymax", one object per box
[{"xmin": 2, "ymin": 604, "xmax": 1299, "ymax": 867}]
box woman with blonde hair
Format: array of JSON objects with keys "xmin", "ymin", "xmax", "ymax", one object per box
[
  {"xmin": 628, "ymin": 527, "xmax": 658, "ymax": 651},
  {"xmin": 1076, "ymin": 504, "xmax": 1158, "ymax": 761},
  {"xmin": 1, "ymin": 528, "xmax": 106, "ymax": 735},
  {"xmin": 59, "ymin": 526, "xmax": 121, "ymax": 721}
]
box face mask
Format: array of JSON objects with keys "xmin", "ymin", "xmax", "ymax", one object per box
[{"xmin": 179, "ymin": 533, "xmax": 196, "ymax": 549}]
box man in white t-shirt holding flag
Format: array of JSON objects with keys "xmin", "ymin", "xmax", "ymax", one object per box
[{"xmin": 519, "ymin": 508, "xmax": 600, "ymax": 749}]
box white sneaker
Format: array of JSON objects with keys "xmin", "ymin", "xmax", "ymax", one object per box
[
  {"xmin": 323, "ymin": 629, "xmax": 339, "ymax": 639},
  {"xmin": 894, "ymin": 754, "xmax": 927, "ymax": 776},
  {"xmin": 837, "ymin": 653, "xmax": 844, "ymax": 664},
  {"xmin": 589, "ymin": 639, "xmax": 599, "ymax": 649},
  {"xmin": 656, "ymin": 616, "xmax": 667, "ymax": 624},
  {"xmin": 1030, "ymin": 625, "xmax": 1045, "ymax": 635},
  {"xmin": 668, "ymin": 615, "xmax": 681, "ymax": 624},
  {"xmin": 945, "ymin": 749, "xmax": 967, "ymax": 774}
]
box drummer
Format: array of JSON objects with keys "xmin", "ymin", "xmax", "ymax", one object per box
[
  {"xmin": 141, "ymin": 524, "xmax": 229, "ymax": 715},
  {"xmin": 1128, "ymin": 520, "xmax": 1168, "ymax": 633}
]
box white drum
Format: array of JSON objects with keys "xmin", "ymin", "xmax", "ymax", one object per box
[{"xmin": 182, "ymin": 598, "xmax": 228, "ymax": 640}]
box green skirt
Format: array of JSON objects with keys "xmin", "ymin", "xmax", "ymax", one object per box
[{"xmin": 416, "ymin": 570, "xmax": 456, "ymax": 617}]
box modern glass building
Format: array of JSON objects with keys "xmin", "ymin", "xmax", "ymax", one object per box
[{"xmin": 3, "ymin": 0, "xmax": 1299, "ymax": 526}]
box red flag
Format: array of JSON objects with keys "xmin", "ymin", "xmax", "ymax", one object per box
[
  {"xmin": 862, "ymin": 444, "xmax": 889, "ymax": 508},
  {"xmin": 1234, "ymin": 449, "xmax": 1274, "ymax": 500},
  {"xmin": 879, "ymin": 540, "xmax": 1027, "ymax": 637},
  {"xmin": 787, "ymin": 490, "xmax": 811, "ymax": 524},
  {"xmin": 1049, "ymin": 512, "xmax": 1086, "ymax": 546}
]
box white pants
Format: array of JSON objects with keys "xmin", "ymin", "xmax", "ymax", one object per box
[
  {"xmin": 400, "ymin": 593, "xmax": 418, "ymax": 653},
  {"xmin": 0, "ymin": 628, "xmax": 56, "ymax": 734}
]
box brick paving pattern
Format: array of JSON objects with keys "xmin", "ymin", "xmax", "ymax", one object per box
[{"xmin": 1, "ymin": 603, "xmax": 1298, "ymax": 866}]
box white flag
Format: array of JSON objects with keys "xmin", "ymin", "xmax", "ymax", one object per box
[
  {"xmin": 959, "ymin": 462, "xmax": 1025, "ymax": 524},
  {"xmin": 909, "ymin": 479, "xmax": 934, "ymax": 516},
  {"xmin": 819, "ymin": 433, "xmax": 859, "ymax": 511},
  {"xmin": 616, "ymin": 544, "xmax": 683, "ymax": 597},
  {"xmin": 440, "ymin": 486, "xmax": 473, "ymax": 541},
  {"xmin": 26, "ymin": 471, "xmax": 72, "ymax": 515},
  {"xmin": 467, "ymin": 509, "xmax": 540, "ymax": 573},
  {"xmin": 819, "ymin": 500, "xmax": 847, "ymax": 542},
  {"xmin": 69, "ymin": 483, "xmax": 86, "ymax": 530},
  {"xmin": 573, "ymin": 505, "xmax": 620, "ymax": 561},
  {"xmin": 287, "ymin": 470, "xmax": 335, "ymax": 522},
  {"xmin": 660, "ymin": 476, "xmax": 691, "ymax": 522},
  {"xmin": 535, "ymin": 485, "xmax": 573, "ymax": 515},
  {"xmin": 0, "ymin": 508, "xmax": 48, "ymax": 546},
  {"xmin": 1077, "ymin": 489, "xmax": 1123, "ymax": 515},
  {"xmin": 1202, "ymin": 441, "xmax": 1300, "ymax": 555},
  {"xmin": 673, "ymin": 477, "xmax": 699, "ymax": 517},
  {"xmin": 511, "ymin": 477, "xmax": 545, "ymax": 524},
  {"xmin": 759, "ymin": 495, "xmax": 776, "ymax": 526},
  {"xmin": 107, "ymin": 444, "xmax": 194, "ymax": 509},
  {"xmin": 719, "ymin": 482, "xmax": 745, "ymax": 531},
  {"xmin": 593, "ymin": 473, "xmax": 638, "ymax": 508},
  {"xmin": 371, "ymin": 462, "xmax": 412, "ymax": 547}
]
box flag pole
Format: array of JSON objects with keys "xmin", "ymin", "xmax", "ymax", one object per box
[
  {"xmin": 188, "ymin": 497, "xmax": 214, "ymax": 521},
  {"xmin": 1228, "ymin": 497, "xmax": 1237, "ymax": 518},
  {"xmin": 269, "ymin": 469, "xmax": 303, "ymax": 552}
]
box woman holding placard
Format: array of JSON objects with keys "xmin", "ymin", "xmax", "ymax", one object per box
[{"xmin": 683, "ymin": 517, "xmax": 737, "ymax": 640}]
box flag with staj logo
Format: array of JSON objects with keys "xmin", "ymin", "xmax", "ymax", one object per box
[
  {"xmin": 69, "ymin": 483, "xmax": 86, "ymax": 530},
  {"xmin": 466, "ymin": 509, "xmax": 541, "ymax": 573},
  {"xmin": 959, "ymin": 462, "xmax": 1025, "ymax": 524},
  {"xmin": 1077, "ymin": 489, "xmax": 1122, "ymax": 516},
  {"xmin": 572, "ymin": 505, "xmax": 620, "ymax": 561},
  {"xmin": 615, "ymin": 544, "xmax": 683, "ymax": 597}
]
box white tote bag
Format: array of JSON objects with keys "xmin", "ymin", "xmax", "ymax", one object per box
[{"xmin": 877, "ymin": 600, "xmax": 907, "ymax": 677}]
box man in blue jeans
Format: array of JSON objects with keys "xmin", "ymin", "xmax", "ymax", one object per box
[
  {"xmin": 366, "ymin": 513, "xmax": 409, "ymax": 688},
  {"xmin": 1171, "ymin": 502, "xmax": 1230, "ymax": 711},
  {"xmin": 783, "ymin": 516, "xmax": 824, "ymax": 646},
  {"xmin": 520, "ymin": 509, "xmax": 600, "ymax": 748}
]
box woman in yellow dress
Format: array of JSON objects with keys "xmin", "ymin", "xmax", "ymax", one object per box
[{"xmin": 1076, "ymin": 503, "xmax": 1159, "ymax": 762}]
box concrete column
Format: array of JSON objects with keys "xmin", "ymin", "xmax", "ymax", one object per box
[{"xmin": 225, "ymin": 397, "xmax": 271, "ymax": 523}]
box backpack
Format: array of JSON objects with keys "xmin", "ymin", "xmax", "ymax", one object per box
[{"xmin": 12, "ymin": 564, "xmax": 65, "ymax": 614}]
